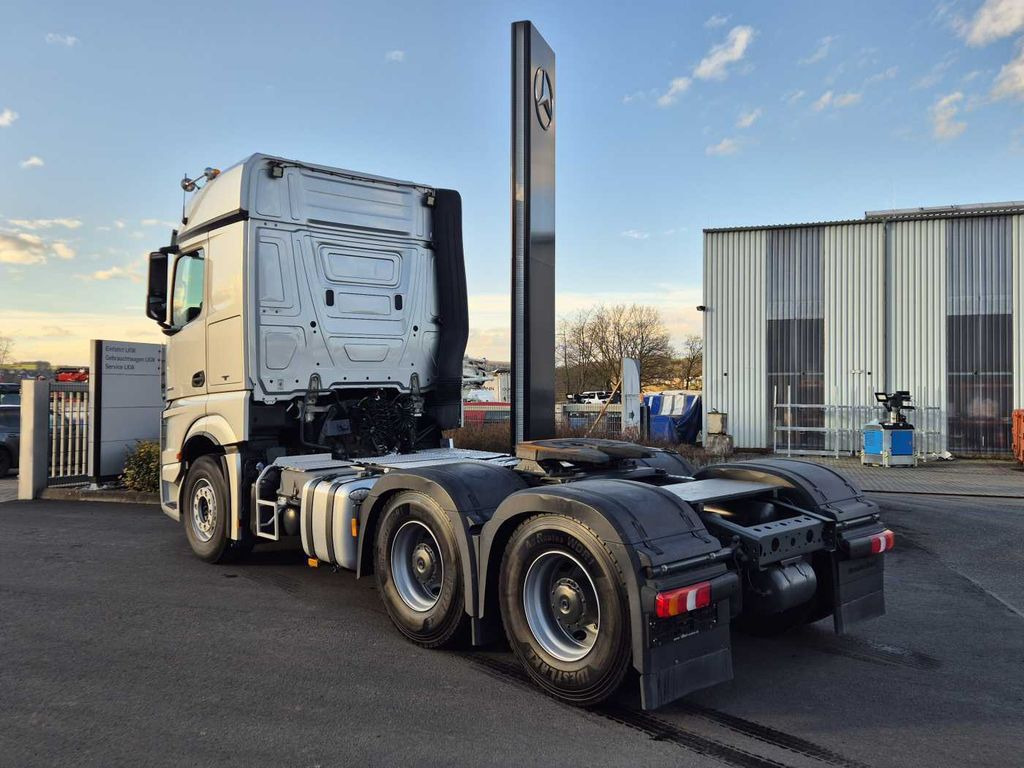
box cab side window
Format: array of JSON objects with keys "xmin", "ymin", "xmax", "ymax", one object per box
[{"xmin": 171, "ymin": 250, "xmax": 205, "ymax": 327}]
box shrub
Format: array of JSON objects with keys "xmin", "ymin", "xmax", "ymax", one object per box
[{"xmin": 122, "ymin": 440, "xmax": 160, "ymax": 493}]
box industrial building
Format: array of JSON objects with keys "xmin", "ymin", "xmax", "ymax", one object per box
[{"xmin": 703, "ymin": 202, "xmax": 1024, "ymax": 456}]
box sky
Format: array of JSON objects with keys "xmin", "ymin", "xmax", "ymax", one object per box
[{"xmin": 2, "ymin": 0, "xmax": 1024, "ymax": 365}]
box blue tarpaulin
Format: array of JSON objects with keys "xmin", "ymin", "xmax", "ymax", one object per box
[{"xmin": 643, "ymin": 393, "xmax": 702, "ymax": 444}]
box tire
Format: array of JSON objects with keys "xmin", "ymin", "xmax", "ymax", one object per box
[
  {"xmin": 182, "ymin": 455, "xmax": 247, "ymax": 563},
  {"xmin": 499, "ymin": 514, "xmax": 632, "ymax": 707},
  {"xmin": 0, "ymin": 448, "xmax": 11, "ymax": 477},
  {"xmin": 374, "ymin": 491, "xmax": 468, "ymax": 648}
]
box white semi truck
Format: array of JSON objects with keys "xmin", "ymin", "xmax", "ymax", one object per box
[{"xmin": 145, "ymin": 154, "xmax": 894, "ymax": 709}]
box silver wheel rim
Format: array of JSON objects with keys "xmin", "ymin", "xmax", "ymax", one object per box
[
  {"xmin": 391, "ymin": 519, "xmax": 444, "ymax": 612},
  {"xmin": 523, "ymin": 550, "xmax": 601, "ymax": 663},
  {"xmin": 191, "ymin": 478, "xmax": 217, "ymax": 543}
]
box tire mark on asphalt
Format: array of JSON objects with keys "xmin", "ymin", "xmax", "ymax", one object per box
[
  {"xmin": 793, "ymin": 634, "xmax": 940, "ymax": 671},
  {"xmin": 678, "ymin": 703, "xmax": 869, "ymax": 768},
  {"xmin": 462, "ymin": 654, "xmax": 862, "ymax": 768}
]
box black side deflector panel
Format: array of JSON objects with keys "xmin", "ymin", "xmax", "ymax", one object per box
[
  {"xmin": 696, "ymin": 458, "xmax": 878, "ymax": 522},
  {"xmin": 429, "ymin": 189, "xmax": 468, "ymax": 430}
]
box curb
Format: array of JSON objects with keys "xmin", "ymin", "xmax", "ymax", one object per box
[{"xmin": 40, "ymin": 487, "xmax": 159, "ymax": 505}]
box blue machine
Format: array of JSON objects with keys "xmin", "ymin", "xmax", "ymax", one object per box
[{"xmin": 862, "ymin": 391, "xmax": 916, "ymax": 468}]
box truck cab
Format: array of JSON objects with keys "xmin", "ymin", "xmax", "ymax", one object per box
[{"xmin": 147, "ymin": 154, "xmax": 466, "ymax": 523}]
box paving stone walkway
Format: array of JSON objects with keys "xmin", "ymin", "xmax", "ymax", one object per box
[{"xmin": 799, "ymin": 456, "xmax": 1024, "ymax": 498}]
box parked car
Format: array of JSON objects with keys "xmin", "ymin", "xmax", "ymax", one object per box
[
  {"xmin": 579, "ymin": 390, "xmax": 612, "ymax": 404},
  {"xmin": 0, "ymin": 405, "xmax": 19, "ymax": 476},
  {"xmin": 0, "ymin": 382, "xmax": 20, "ymax": 407}
]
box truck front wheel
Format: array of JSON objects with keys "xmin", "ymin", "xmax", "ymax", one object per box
[
  {"xmin": 499, "ymin": 515, "xmax": 631, "ymax": 707},
  {"xmin": 375, "ymin": 491, "xmax": 468, "ymax": 648},
  {"xmin": 182, "ymin": 455, "xmax": 245, "ymax": 563}
]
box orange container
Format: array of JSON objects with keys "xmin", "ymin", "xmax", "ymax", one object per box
[{"xmin": 1014, "ymin": 410, "xmax": 1024, "ymax": 464}]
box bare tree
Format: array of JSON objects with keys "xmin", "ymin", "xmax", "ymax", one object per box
[
  {"xmin": 557, "ymin": 309, "xmax": 602, "ymax": 397},
  {"xmin": 0, "ymin": 335, "xmax": 13, "ymax": 368},
  {"xmin": 678, "ymin": 334, "xmax": 703, "ymax": 389},
  {"xmin": 586, "ymin": 304, "xmax": 676, "ymax": 391}
]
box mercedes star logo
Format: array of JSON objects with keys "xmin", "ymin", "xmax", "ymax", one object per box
[{"xmin": 533, "ymin": 67, "xmax": 553, "ymax": 130}]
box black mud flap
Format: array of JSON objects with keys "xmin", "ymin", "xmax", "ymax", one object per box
[
  {"xmin": 640, "ymin": 573, "xmax": 737, "ymax": 710},
  {"xmin": 832, "ymin": 529, "xmax": 887, "ymax": 634}
]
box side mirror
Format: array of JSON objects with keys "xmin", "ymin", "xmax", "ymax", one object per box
[
  {"xmin": 146, "ymin": 251, "xmax": 169, "ymax": 326},
  {"xmin": 185, "ymin": 305, "xmax": 201, "ymax": 323}
]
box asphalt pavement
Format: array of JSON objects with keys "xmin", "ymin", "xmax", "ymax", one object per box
[{"xmin": 1, "ymin": 489, "xmax": 1022, "ymax": 768}]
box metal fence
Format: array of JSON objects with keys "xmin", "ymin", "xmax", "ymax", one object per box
[
  {"xmin": 771, "ymin": 384, "xmax": 945, "ymax": 458},
  {"xmin": 556, "ymin": 403, "xmax": 623, "ymax": 434},
  {"xmin": 48, "ymin": 381, "xmax": 90, "ymax": 486}
]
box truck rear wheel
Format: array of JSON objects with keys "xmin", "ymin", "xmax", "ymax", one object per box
[
  {"xmin": 375, "ymin": 491, "xmax": 467, "ymax": 648},
  {"xmin": 499, "ymin": 515, "xmax": 631, "ymax": 707},
  {"xmin": 182, "ymin": 455, "xmax": 253, "ymax": 563}
]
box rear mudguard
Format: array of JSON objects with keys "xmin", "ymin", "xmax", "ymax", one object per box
[
  {"xmin": 480, "ymin": 479, "xmax": 738, "ymax": 710},
  {"xmin": 696, "ymin": 459, "xmax": 888, "ymax": 633},
  {"xmin": 356, "ymin": 462, "xmax": 528, "ymax": 621}
]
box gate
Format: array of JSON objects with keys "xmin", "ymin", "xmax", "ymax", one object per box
[{"xmin": 48, "ymin": 381, "xmax": 90, "ymax": 487}]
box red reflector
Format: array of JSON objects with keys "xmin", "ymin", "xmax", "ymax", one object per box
[
  {"xmin": 870, "ymin": 529, "xmax": 895, "ymax": 554},
  {"xmin": 655, "ymin": 581, "xmax": 712, "ymax": 618}
]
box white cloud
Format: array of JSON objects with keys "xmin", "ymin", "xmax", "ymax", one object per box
[
  {"xmin": 113, "ymin": 220, "xmax": 126, "ymax": 229},
  {"xmin": 812, "ymin": 90, "xmax": 862, "ymax": 111},
  {"xmin": 623, "ymin": 88, "xmax": 658, "ymax": 104},
  {"xmin": 621, "ymin": 229, "xmax": 651, "ymax": 240},
  {"xmin": 737, "ymin": 107, "xmax": 762, "ymax": 128},
  {"xmin": 19, "ymin": 156, "xmax": 44, "ymax": 169},
  {"xmin": 800, "ymin": 35, "xmax": 837, "ymax": 65},
  {"xmin": 656, "ymin": 25, "xmax": 756, "ymax": 107},
  {"xmin": 7, "ymin": 218, "xmax": 82, "ymax": 230},
  {"xmin": 783, "ymin": 89, "xmax": 806, "ymax": 104},
  {"xmin": 0, "ymin": 108, "xmax": 18, "ymax": 127},
  {"xmin": 384, "ymin": 50, "xmax": 405, "ymax": 63},
  {"xmin": 930, "ymin": 91, "xmax": 967, "ymax": 139},
  {"xmin": 705, "ymin": 14, "xmax": 730, "ymax": 28},
  {"xmin": 962, "ymin": 0, "xmax": 1024, "ymax": 46},
  {"xmin": 865, "ymin": 65, "xmax": 899, "ymax": 84},
  {"xmin": 657, "ymin": 77, "xmax": 692, "ymax": 107},
  {"xmin": 706, "ymin": 137, "xmax": 740, "ymax": 156},
  {"xmin": 0, "ymin": 232, "xmax": 47, "ymax": 265},
  {"xmin": 45, "ymin": 33, "xmax": 79, "ymax": 47},
  {"xmin": 78, "ymin": 265, "xmax": 142, "ymax": 282},
  {"xmin": 915, "ymin": 54, "xmax": 957, "ymax": 89},
  {"xmin": 992, "ymin": 42, "xmax": 1024, "ymax": 99},
  {"xmin": 52, "ymin": 242, "xmax": 75, "ymax": 260},
  {"xmin": 694, "ymin": 25, "xmax": 756, "ymax": 80},
  {"xmin": 140, "ymin": 218, "xmax": 177, "ymax": 228}
]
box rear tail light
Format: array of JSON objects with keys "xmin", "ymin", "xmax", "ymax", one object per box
[
  {"xmin": 655, "ymin": 581, "xmax": 712, "ymax": 618},
  {"xmin": 870, "ymin": 529, "xmax": 895, "ymax": 554}
]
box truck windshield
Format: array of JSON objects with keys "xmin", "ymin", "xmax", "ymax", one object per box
[{"xmin": 171, "ymin": 250, "xmax": 205, "ymax": 327}]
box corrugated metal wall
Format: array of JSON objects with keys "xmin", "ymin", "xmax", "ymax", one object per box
[
  {"xmin": 1014, "ymin": 216, "xmax": 1024, "ymax": 410},
  {"xmin": 823, "ymin": 223, "xmax": 885, "ymax": 407},
  {"xmin": 703, "ymin": 230, "xmax": 767, "ymax": 449},
  {"xmin": 887, "ymin": 219, "xmax": 948, "ymax": 452},
  {"xmin": 946, "ymin": 216, "xmax": 1014, "ymax": 453},
  {"xmin": 705, "ymin": 212, "xmax": 1019, "ymax": 453}
]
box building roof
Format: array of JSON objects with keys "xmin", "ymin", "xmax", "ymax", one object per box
[{"xmin": 703, "ymin": 201, "xmax": 1024, "ymax": 234}]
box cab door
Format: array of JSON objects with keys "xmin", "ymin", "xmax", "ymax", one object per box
[{"xmin": 165, "ymin": 247, "xmax": 208, "ymax": 402}]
